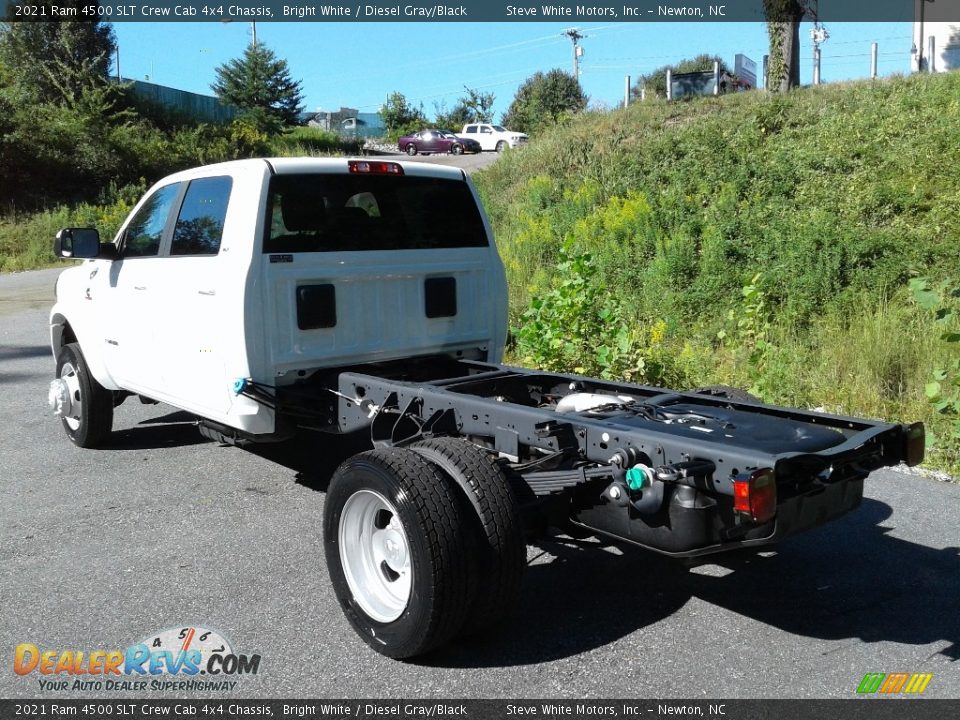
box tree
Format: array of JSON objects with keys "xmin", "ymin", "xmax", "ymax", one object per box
[
  {"xmin": 0, "ymin": 5, "xmax": 116, "ymax": 106},
  {"xmin": 433, "ymin": 99, "xmax": 471, "ymax": 132},
  {"xmin": 502, "ymin": 69, "xmax": 587, "ymax": 134},
  {"xmin": 764, "ymin": 0, "xmax": 810, "ymax": 92},
  {"xmin": 380, "ymin": 91, "xmax": 427, "ymax": 140},
  {"xmin": 632, "ymin": 54, "xmax": 731, "ymax": 99},
  {"xmin": 462, "ymin": 86, "xmax": 496, "ymax": 123},
  {"xmin": 433, "ymin": 86, "xmax": 496, "ymax": 129},
  {"xmin": 212, "ymin": 44, "xmax": 304, "ymax": 134}
]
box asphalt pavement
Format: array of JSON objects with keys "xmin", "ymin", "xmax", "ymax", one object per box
[{"xmin": 2, "ymin": 267, "xmax": 959, "ymax": 700}]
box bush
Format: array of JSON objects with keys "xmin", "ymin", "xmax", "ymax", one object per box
[{"xmin": 269, "ymin": 126, "xmax": 362, "ymax": 156}]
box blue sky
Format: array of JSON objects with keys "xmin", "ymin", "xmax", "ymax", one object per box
[{"xmin": 112, "ymin": 21, "xmax": 913, "ymax": 120}]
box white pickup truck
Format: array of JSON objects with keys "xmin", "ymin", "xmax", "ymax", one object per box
[
  {"xmin": 49, "ymin": 157, "xmax": 924, "ymax": 660},
  {"xmin": 458, "ymin": 123, "xmax": 528, "ymax": 152}
]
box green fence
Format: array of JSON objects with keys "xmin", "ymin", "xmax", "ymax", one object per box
[{"xmin": 126, "ymin": 80, "xmax": 238, "ymax": 124}]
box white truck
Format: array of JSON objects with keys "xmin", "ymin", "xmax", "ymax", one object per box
[
  {"xmin": 49, "ymin": 157, "xmax": 924, "ymax": 660},
  {"xmin": 458, "ymin": 123, "xmax": 528, "ymax": 152}
]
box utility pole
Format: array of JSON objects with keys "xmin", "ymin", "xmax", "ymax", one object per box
[
  {"xmin": 562, "ymin": 28, "xmax": 585, "ymax": 78},
  {"xmin": 251, "ymin": 21, "xmax": 257, "ymax": 48},
  {"xmin": 916, "ymin": 0, "xmax": 935, "ymax": 72},
  {"xmin": 810, "ymin": 24, "xmax": 828, "ymax": 85}
]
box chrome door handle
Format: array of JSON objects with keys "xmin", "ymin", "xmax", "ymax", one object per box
[{"xmin": 198, "ymin": 290, "xmax": 216, "ymax": 296}]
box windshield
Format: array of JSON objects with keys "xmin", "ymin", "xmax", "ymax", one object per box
[
  {"xmin": 493, "ymin": 126, "xmax": 507, "ymax": 132},
  {"xmin": 264, "ymin": 174, "xmax": 489, "ymax": 253}
]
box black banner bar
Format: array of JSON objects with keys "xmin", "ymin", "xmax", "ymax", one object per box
[
  {"xmin": 4, "ymin": 0, "xmax": 960, "ymax": 23},
  {"xmin": 1, "ymin": 699, "xmax": 959, "ymax": 720}
]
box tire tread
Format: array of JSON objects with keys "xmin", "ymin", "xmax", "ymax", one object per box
[{"xmin": 412, "ymin": 437, "xmax": 526, "ymax": 637}]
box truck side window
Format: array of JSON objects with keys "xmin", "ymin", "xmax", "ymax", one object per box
[
  {"xmin": 171, "ymin": 176, "xmax": 233, "ymax": 256},
  {"xmin": 465, "ymin": 125, "xmax": 477, "ymax": 133},
  {"xmin": 122, "ymin": 183, "xmax": 180, "ymax": 258}
]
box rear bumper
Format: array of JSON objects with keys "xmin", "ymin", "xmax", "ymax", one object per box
[{"xmin": 569, "ymin": 474, "xmax": 865, "ymax": 559}]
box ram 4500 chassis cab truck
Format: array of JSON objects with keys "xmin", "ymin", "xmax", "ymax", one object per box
[{"xmin": 49, "ymin": 158, "xmax": 925, "ymax": 659}]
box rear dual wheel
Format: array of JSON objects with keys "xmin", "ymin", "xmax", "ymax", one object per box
[
  {"xmin": 411, "ymin": 437, "xmax": 525, "ymax": 637},
  {"xmin": 324, "ymin": 448, "xmax": 474, "ymax": 658},
  {"xmin": 324, "ymin": 442, "xmax": 526, "ymax": 658}
]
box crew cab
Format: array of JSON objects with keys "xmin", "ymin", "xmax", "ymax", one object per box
[
  {"xmin": 458, "ymin": 123, "xmax": 528, "ymax": 152},
  {"xmin": 48, "ymin": 158, "xmax": 924, "ymax": 660}
]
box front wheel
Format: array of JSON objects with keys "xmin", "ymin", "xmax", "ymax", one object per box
[
  {"xmin": 324, "ymin": 448, "xmax": 475, "ymax": 658},
  {"xmin": 50, "ymin": 343, "xmax": 113, "ymax": 448},
  {"xmin": 405, "ymin": 143, "xmax": 418, "ymax": 156},
  {"xmin": 450, "ymin": 144, "xmax": 463, "ymax": 155}
]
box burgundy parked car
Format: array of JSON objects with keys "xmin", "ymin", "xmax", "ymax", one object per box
[{"xmin": 398, "ymin": 129, "xmax": 480, "ymax": 156}]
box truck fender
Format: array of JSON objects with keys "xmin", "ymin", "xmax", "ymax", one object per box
[{"xmin": 49, "ymin": 306, "xmax": 121, "ymax": 392}]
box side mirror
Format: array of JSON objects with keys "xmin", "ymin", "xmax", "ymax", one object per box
[{"xmin": 54, "ymin": 228, "xmax": 101, "ymax": 259}]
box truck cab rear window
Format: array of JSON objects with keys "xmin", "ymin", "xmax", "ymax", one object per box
[{"xmin": 263, "ymin": 174, "xmax": 488, "ymax": 253}]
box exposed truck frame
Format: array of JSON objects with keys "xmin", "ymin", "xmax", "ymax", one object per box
[
  {"xmin": 226, "ymin": 355, "xmax": 922, "ymax": 559},
  {"xmin": 47, "ymin": 157, "xmax": 925, "ymax": 660}
]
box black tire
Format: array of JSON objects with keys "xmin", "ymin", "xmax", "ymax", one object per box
[
  {"xmin": 495, "ymin": 140, "xmax": 507, "ymax": 152},
  {"xmin": 53, "ymin": 342, "xmax": 113, "ymax": 448},
  {"xmin": 324, "ymin": 448, "xmax": 474, "ymax": 659},
  {"xmin": 450, "ymin": 144, "xmax": 463, "ymax": 156},
  {"xmin": 690, "ymin": 385, "xmax": 760, "ymax": 403},
  {"xmin": 411, "ymin": 437, "xmax": 526, "ymax": 637},
  {"xmin": 405, "ymin": 143, "xmax": 418, "ymax": 156}
]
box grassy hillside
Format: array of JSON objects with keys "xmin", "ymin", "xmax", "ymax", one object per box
[{"xmin": 475, "ymin": 72, "xmax": 960, "ymax": 473}]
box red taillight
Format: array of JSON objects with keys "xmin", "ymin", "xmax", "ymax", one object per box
[
  {"xmin": 733, "ymin": 469, "xmax": 777, "ymax": 524},
  {"xmin": 348, "ymin": 160, "xmax": 403, "ymax": 175},
  {"xmin": 904, "ymin": 422, "xmax": 925, "ymax": 467}
]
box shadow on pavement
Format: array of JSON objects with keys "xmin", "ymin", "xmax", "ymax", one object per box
[
  {"xmin": 92, "ymin": 414, "xmax": 960, "ymax": 667},
  {"xmin": 101, "ymin": 411, "xmax": 208, "ymax": 450},
  {"xmin": 248, "ymin": 428, "xmax": 373, "ymax": 493},
  {"xmin": 420, "ymin": 498, "xmax": 960, "ymax": 668},
  {"xmin": 0, "ymin": 344, "xmax": 51, "ymax": 362}
]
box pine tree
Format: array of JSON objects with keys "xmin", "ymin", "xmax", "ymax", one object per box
[
  {"xmin": 0, "ymin": 7, "xmax": 116, "ymax": 106},
  {"xmin": 211, "ymin": 44, "xmax": 304, "ymax": 133}
]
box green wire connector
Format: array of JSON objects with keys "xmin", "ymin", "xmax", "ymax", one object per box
[{"xmin": 625, "ymin": 465, "xmax": 652, "ymax": 492}]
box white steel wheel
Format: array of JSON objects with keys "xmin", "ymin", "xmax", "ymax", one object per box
[
  {"xmin": 324, "ymin": 448, "xmax": 476, "ymax": 659},
  {"xmin": 338, "ymin": 489, "xmax": 412, "ymax": 623}
]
